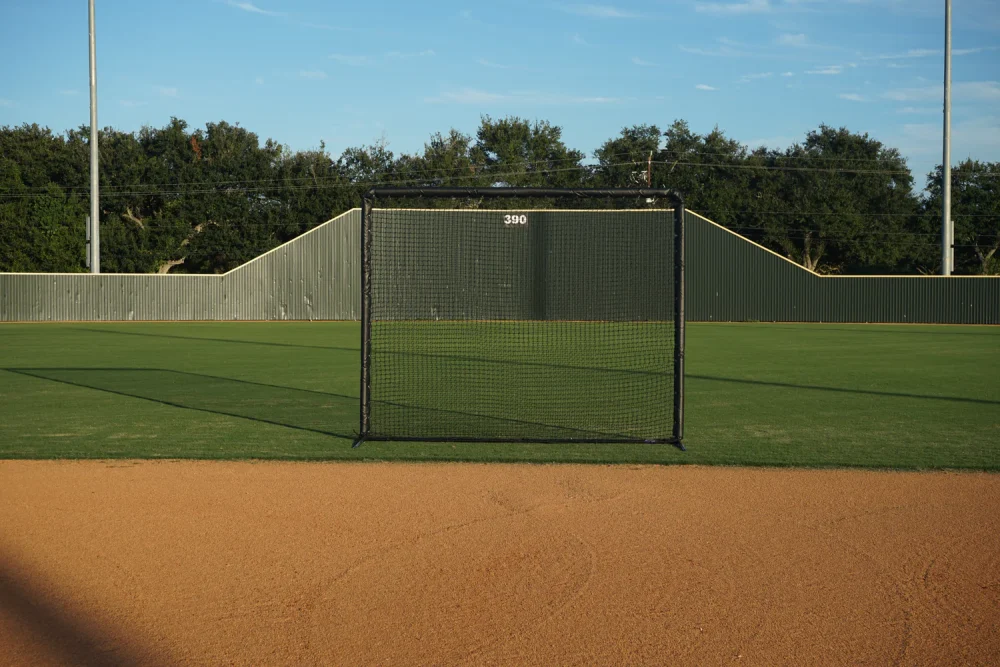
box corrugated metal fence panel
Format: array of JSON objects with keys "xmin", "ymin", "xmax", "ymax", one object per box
[
  {"xmin": 220, "ymin": 208, "xmax": 360, "ymax": 320},
  {"xmin": 685, "ymin": 210, "xmax": 821, "ymax": 322},
  {"xmin": 3, "ymin": 208, "xmax": 996, "ymax": 323},
  {"xmin": 0, "ymin": 274, "xmax": 224, "ymax": 321},
  {"xmin": 685, "ymin": 210, "xmax": 1000, "ymax": 324},
  {"xmin": 823, "ymin": 276, "xmax": 1000, "ymax": 324},
  {"xmin": 0, "ymin": 209, "xmax": 360, "ymax": 322}
]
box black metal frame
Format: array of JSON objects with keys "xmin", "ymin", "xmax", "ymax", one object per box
[{"xmin": 356, "ymin": 187, "xmax": 685, "ymax": 449}]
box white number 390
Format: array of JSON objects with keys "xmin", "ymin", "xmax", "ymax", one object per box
[{"xmin": 504, "ymin": 214, "xmax": 528, "ymax": 225}]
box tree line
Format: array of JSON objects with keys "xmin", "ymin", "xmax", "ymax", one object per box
[{"xmin": 1, "ymin": 116, "xmax": 997, "ymax": 275}]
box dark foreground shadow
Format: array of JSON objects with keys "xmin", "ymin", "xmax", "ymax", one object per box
[
  {"xmin": 0, "ymin": 551, "xmax": 166, "ymax": 666},
  {"xmin": 5, "ymin": 368, "xmax": 360, "ymax": 441}
]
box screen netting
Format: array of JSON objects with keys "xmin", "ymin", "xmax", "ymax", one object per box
[{"xmin": 365, "ymin": 207, "xmax": 679, "ymax": 442}]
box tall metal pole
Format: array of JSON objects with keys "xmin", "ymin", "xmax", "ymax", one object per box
[
  {"xmin": 89, "ymin": 0, "xmax": 100, "ymax": 274},
  {"xmin": 941, "ymin": 0, "xmax": 952, "ymax": 276}
]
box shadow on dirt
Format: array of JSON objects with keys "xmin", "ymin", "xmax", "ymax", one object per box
[{"xmin": 0, "ymin": 552, "xmax": 168, "ymax": 666}]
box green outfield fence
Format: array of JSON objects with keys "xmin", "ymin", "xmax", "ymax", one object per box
[
  {"xmin": 684, "ymin": 211, "xmax": 999, "ymax": 324},
  {"xmin": 1, "ymin": 209, "xmax": 997, "ymax": 324}
]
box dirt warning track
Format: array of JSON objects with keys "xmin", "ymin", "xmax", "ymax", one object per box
[{"xmin": 1, "ymin": 461, "xmax": 998, "ymax": 666}]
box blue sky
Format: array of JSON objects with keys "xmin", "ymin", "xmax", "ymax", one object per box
[{"xmin": 1, "ymin": 0, "xmax": 997, "ymax": 187}]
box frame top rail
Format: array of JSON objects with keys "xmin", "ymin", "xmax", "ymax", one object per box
[{"xmin": 365, "ymin": 187, "xmax": 684, "ymax": 206}]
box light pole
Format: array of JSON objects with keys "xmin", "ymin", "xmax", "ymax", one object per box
[
  {"xmin": 941, "ymin": 0, "xmax": 952, "ymax": 276},
  {"xmin": 89, "ymin": 0, "xmax": 100, "ymax": 273}
]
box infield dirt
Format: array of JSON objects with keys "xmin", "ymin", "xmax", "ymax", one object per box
[{"xmin": 1, "ymin": 461, "xmax": 998, "ymax": 665}]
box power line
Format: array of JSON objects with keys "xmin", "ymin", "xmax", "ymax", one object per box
[
  {"xmin": 651, "ymin": 159, "xmax": 914, "ymax": 176},
  {"xmin": 4, "ymin": 150, "xmax": 997, "ymax": 197},
  {"xmin": 696, "ymin": 209, "xmax": 998, "ymax": 218},
  {"xmin": 7, "ymin": 144, "xmax": 996, "ymax": 195},
  {"xmin": 0, "ymin": 153, "xmax": 604, "ymax": 194},
  {"xmin": 0, "ymin": 162, "xmax": 623, "ymax": 199}
]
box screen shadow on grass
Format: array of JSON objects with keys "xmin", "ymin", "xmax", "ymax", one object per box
[
  {"xmin": 76, "ymin": 326, "xmax": 358, "ymax": 353},
  {"xmin": 5, "ymin": 368, "xmax": 646, "ymax": 445},
  {"xmin": 5, "ymin": 368, "xmax": 360, "ymax": 441}
]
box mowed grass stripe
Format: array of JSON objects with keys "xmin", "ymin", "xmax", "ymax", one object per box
[{"xmin": 0, "ymin": 322, "xmax": 996, "ymax": 469}]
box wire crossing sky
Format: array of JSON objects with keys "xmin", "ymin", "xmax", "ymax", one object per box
[{"xmin": 0, "ymin": 0, "xmax": 997, "ymax": 185}]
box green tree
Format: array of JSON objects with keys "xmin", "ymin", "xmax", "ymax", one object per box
[
  {"xmin": 656, "ymin": 120, "xmax": 752, "ymax": 229},
  {"xmin": 394, "ymin": 129, "xmax": 486, "ymax": 189},
  {"xmin": 471, "ymin": 116, "xmax": 586, "ymax": 188},
  {"xmin": 749, "ymin": 126, "xmax": 920, "ymax": 273},
  {"xmin": 0, "ymin": 125, "xmax": 88, "ymax": 272},
  {"xmin": 273, "ymin": 141, "xmax": 354, "ymax": 240},
  {"xmin": 923, "ymin": 160, "xmax": 1000, "ymax": 275},
  {"xmin": 593, "ymin": 124, "xmax": 661, "ymax": 188}
]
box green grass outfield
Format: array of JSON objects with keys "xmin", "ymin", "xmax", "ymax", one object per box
[{"xmin": 0, "ymin": 322, "xmax": 997, "ymax": 469}]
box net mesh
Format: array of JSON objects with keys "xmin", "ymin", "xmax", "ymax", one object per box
[{"xmin": 368, "ymin": 208, "xmax": 677, "ymax": 441}]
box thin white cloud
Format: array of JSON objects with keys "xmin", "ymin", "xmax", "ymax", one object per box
[
  {"xmin": 299, "ymin": 70, "xmax": 328, "ymax": 79},
  {"xmin": 883, "ymin": 80, "xmax": 1000, "ymax": 102},
  {"xmin": 0, "ymin": 98, "xmax": 13, "ymax": 107},
  {"xmin": 559, "ymin": 4, "xmax": 643, "ymax": 18},
  {"xmin": 571, "ymin": 33, "xmax": 591, "ymax": 45},
  {"xmin": 255, "ymin": 76, "xmax": 264, "ymax": 85},
  {"xmin": 864, "ymin": 46, "xmax": 994, "ymax": 61},
  {"xmin": 806, "ymin": 65, "xmax": 842, "ymax": 74},
  {"xmin": 458, "ymin": 9, "xmax": 492, "ymax": 26},
  {"xmin": 838, "ymin": 93, "xmax": 866, "ymax": 102},
  {"xmin": 329, "ymin": 54, "xmax": 371, "ymax": 66},
  {"xmin": 695, "ymin": 0, "xmax": 770, "ymax": 15},
  {"xmin": 632, "ymin": 57, "xmax": 656, "ymax": 66},
  {"xmin": 892, "ymin": 116, "xmax": 1000, "ymax": 161},
  {"xmin": 897, "ymin": 106, "xmax": 937, "ymax": 114},
  {"xmin": 426, "ymin": 88, "xmax": 621, "ymax": 104},
  {"xmin": 776, "ymin": 33, "xmax": 807, "ymax": 47},
  {"xmin": 679, "ymin": 44, "xmax": 750, "ymax": 57},
  {"xmin": 478, "ymin": 59, "xmax": 512, "ymax": 69},
  {"xmin": 695, "ymin": 84, "xmax": 718, "ymax": 91},
  {"xmin": 300, "ymin": 22, "xmax": 354, "ymax": 32},
  {"xmin": 739, "ymin": 71, "xmax": 774, "ymax": 82},
  {"xmin": 781, "ymin": 71, "xmax": 794, "ymax": 76},
  {"xmin": 157, "ymin": 86, "xmax": 178, "ymax": 97},
  {"xmin": 957, "ymin": 80, "xmax": 1000, "ymax": 99},
  {"xmin": 225, "ymin": 0, "xmax": 283, "ymax": 16},
  {"xmin": 428, "ymin": 89, "xmax": 506, "ymax": 104},
  {"xmin": 386, "ymin": 50, "xmax": 435, "ymax": 59},
  {"xmin": 746, "ymin": 135, "xmax": 795, "ymax": 150}
]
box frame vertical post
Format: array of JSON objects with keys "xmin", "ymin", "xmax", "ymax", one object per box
[
  {"xmin": 88, "ymin": 0, "xmax": 100, "ymax": 274},
  {"xmin": 672, "ymin": 204, "xmax": 686, "ymax": 450},
  {"xmin": 355, "ymin": 194, "xmax": 374, "ymax": 446}
]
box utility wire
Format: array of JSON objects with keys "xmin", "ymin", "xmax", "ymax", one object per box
[{"xmin": 5, "ymin": 146, "xmax": 995, "ymax": 195}]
